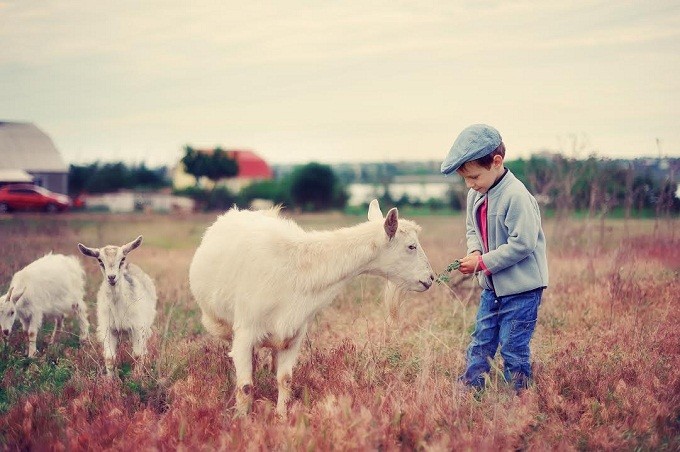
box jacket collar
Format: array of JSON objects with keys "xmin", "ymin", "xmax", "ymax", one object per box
[
  {"xmin": 472, "ymin": 168, "xmax": 515, "ymax": 206},
  {"xmin": 488, "ymin": 167, "xmax": 509, "ymax": 192},
  {"xmin": 487, "ymin": 168, "xmax": 515, "ymax": 198}
]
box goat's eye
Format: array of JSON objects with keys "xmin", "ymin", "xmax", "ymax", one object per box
[
  {"xmin": 408, "ymin": 244, "xmax": 417, "ymax": 250},
  {"xmin": 119, "ymin": 259, "xmax": 125, "ymax": 268},
  {"xmin": 9, "ymin": 311, "xmax": 14, "ymax": 316},
  {"xmin": 98, "ymin": 260, "xmax": 104, "ymax": 268}
]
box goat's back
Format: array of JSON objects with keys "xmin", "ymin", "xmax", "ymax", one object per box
[
  {"xmin": 189, "ymin": 207, "xmax": 304, "ymax": 321},
  {"xmin": 12, "ymin": 254, "xmax": 85, "ymax": 314}
]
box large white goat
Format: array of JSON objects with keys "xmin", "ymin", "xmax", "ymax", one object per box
[
  {"xmin": 0, "ymin": 253, "xmax": 90, "ymax": 357},
  {"xmin": 78, "ymin": 236, "xmax": 157, "ymax": 375},
  {"xmin": 189, "ymin": 199, "xmax": 435, "ymax": 415}
]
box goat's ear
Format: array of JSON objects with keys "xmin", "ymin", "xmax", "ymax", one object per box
[
  {"xmin": 4, "ymin": 287, "xmax": 13, "ymax": 304},
  {"xmin": 384, "ymin": 208, "xmax": 398, "ymax": 239},
  {"xmin": 368, "ymin": 199, "xmax": 383, "ymax": 221},
  {"xmin": 123, "ymin": 235, "xmax": 143, "ymax": 255},
  {"xmin": 7, "ymin": 286, "xmax": 23, "ymax": 305},
  {"xmin": 78, "ymin": 243, "xmax": 99, "ymax": 258}
]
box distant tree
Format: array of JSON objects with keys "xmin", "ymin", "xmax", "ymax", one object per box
[
  {"xmin": 238, "ymin": 179, "xmax": 290, "ymax": 206},
  {"xmin": 181, "ymin": 146, "xmax": 209, "ymax": 186},
  {"xmin": 68, "ymin": 162, "xmax": 169, "ymax": 194},
  {"xmin": 129, "ymin": 162, "xmax": 167, "ymax": 188},
  {"xmin": 181, "ymin": 145, "xmax": 238, "ymax": 188},
  {"xmin": 504, "ymin": 158, "xmax": 526, "ymax": 184},
  {"xmin": 68, "ymin": 164, "xmax": 92, "ymax": 195},
  {"xmin": 624, "ymin": 162, "xmax": 635, "ymax": 224},
  {"xmin": 288, "ymin": 162, "xmax": 346, "ymax": 211},
  {"xmin": 205, "ymin": 147, "xmax": 238, "ymax": 186},
  {"xmin": 379, "ymin": 182, "xmax": 395, "ymax": 208},
  {"xmin": 174, "ymin": 185, "xmax": 237, "ymax": 211},
  {"xmin": 446, "ymin": 185, "xmax": 465, "ymax": 210}
]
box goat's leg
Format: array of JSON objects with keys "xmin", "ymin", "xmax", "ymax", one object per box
[
  {"xmin": 49, "ymin": 316, "xmax": 63, "ymax": 344},
  {"xmin": 131, "ymin": 328, "xmax": 150, "ymax": 375},
  {"xmin": 275, "ymin": 334, "xmax": 304, "ymax": 416},
  {"xmin": 101, "ymin": 330, "xmax": 118, "ymax": 376},
  {"xmin": 26, "ymin": 316, "xmax": 42, "ymax": 358},
  {"xmin": 74, "ymin": 300, "xmax": 90, "ymax": 342},
  {"xmin": 229, "ymin": 330, "xmax": 255, "ymax": 416},
  {"xmin": 18, "ymin": 317, "xmax": 29, "ymax": 354}
]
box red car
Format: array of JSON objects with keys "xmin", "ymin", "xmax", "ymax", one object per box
[{"xmin": 0, "ymin": 184, "xmax": 71, "ymax": 213}]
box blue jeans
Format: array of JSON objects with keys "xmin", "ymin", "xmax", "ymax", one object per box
[{"xmin": 460, "ymin": 288, "xmax": 543, "ymax": 391}]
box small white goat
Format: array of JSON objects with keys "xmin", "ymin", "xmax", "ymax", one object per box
[
  {"xmin": 78, "ymin": 236, "xmax": 157, "ymax": 375},
  {"xmin": 0, "ymin": 253, "xmax": 90, "ymax": 357},
  {"xmin": 189, "ymin": 199, "xmax": 435, "ymax": 415}
]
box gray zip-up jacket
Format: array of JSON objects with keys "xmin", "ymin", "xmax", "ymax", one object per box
[{"xmin": 466, "ymin": 169, "xmax": 549, "ymax": 296}]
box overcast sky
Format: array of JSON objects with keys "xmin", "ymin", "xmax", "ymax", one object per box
[{"xmin": 1, "ymin": 1, "xmax": 678, "ymax": 167}]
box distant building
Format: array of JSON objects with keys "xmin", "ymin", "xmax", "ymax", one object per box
[
  {"xmin": 84, "ymin": 190, "xmax": 195, "ymax": 213},
  {"xmin": 0, "ymin": 169, "xmax": 33, "ymax": 186},
  {"xmin": 172, "ymin": 148, "xmax": 274, "ymax": 192},
  {"xmin": 0, "ymin": 121, "xmax": 69, "ymax": 194}
]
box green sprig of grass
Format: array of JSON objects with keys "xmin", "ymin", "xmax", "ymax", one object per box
[{"xmin": 435, "ymin": 259, "xmax": 461, "ymax": 285}]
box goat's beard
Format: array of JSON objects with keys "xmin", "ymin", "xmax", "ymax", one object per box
[{"xmin": 384, "ymin": 280, "xmax": 406, "ymax": 322}]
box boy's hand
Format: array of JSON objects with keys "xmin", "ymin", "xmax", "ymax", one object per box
[{"xmin": 458, "ymin": 251, "xmax": 481, "ymax": 274}]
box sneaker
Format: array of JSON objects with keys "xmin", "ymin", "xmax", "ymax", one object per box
[{"xmin": 510, "ymin": 371, "xmax": 531, "ymax": 394}]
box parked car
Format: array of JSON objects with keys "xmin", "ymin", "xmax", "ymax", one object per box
[{"xmin": 0, "ymin": 184, "xmax": 71, "ymax": 213}]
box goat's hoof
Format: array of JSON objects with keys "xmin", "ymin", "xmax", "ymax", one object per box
[{"xmin": 235, "ymin": 385, "xmax": 253, "ymax": 416}]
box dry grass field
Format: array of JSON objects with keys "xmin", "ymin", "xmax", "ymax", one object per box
[{"xmin": 0, "ymin": 210, "xmax": 678, "ymax": 450}]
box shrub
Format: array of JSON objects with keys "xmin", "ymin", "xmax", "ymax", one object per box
[
  {"xmin": 173, "ymin": 186, "xmax": 237, "ymax": 211},
  {"xmin": 288, "ymin": 162, "xmax": 348, "ymax": 211}
]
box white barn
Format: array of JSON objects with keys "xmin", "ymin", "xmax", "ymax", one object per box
[{"xmin": 0, "ymin": 122, "xmax": 69, "ymax": 194}]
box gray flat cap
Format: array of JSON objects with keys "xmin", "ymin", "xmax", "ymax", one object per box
[{"xmin": 440, "ymin": 124, "xmax": 502, "ymax": 175}]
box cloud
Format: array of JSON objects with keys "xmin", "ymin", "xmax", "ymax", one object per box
[
  {"xmin": 1, "ymin": 1, "xmax": 678, "ymax": 164},
  {"xmin": 3, "ymin": 1, "xmax": 678, "ymax": 68}
]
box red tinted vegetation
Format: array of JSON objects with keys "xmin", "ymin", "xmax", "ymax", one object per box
[{"xmin": 0, "ymin": 213, "xmax": 678, "ymax": 450}]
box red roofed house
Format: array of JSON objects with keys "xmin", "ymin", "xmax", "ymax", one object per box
[{"xmin": 173, "ymin": 148, "xmax": 274, "ymax": 192}]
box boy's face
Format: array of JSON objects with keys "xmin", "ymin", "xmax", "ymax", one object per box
[{"xmin": 456, "ymin": 156, "xmax": 505, "ymax": 194}]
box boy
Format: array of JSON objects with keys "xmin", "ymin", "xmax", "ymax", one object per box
[{"xmin": 440, "ymin": 124, "xmax": 549, "ymax": 393}]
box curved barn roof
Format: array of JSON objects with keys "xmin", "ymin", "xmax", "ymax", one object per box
[
  {"xmin": 0, "ymin": 121, "xmax": 68, "ymax": 172},
  {"xmin": 195, "ymin": 148, "xmax": 273, "ymax": 179},
  {"xmin": 228, "ymin": 149, "xmax": 273, "ymax": 178}
]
